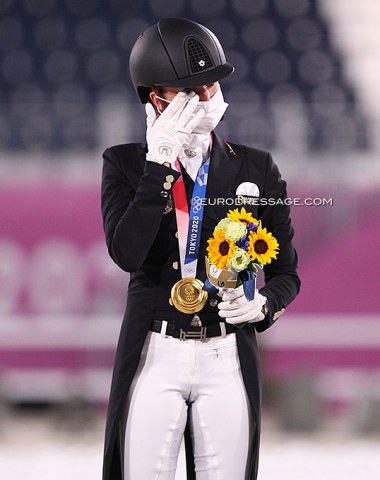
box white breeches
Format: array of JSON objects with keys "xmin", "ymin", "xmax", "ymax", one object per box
[{"xmin": 124, "ymin": 330, "xmax": 251, "ymax": 480}]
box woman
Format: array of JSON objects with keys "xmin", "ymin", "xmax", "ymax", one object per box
[{"xmin": 101, "ymin": 17, "xmax": 300, "ymax": 480}]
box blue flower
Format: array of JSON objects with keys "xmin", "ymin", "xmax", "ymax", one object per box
[
  {"xmin": 247, "ymin": 221, "xmax": 258, "ymax": 233},
  {"xmin": 236, "ymin": 234, "xmax": 249, "ymax": 251}
]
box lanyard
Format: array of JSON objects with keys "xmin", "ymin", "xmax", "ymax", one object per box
[{"xmin": 172, "ymin": 145, "xmax": 211, "ymax": 279}]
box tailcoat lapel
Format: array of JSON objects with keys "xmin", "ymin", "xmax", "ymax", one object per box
[{"xmin": 204, "ymin": 133, "xmax": 244, "ymax": 223}]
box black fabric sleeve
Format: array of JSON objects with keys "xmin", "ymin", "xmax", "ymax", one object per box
[
  {"xmin": 101, "ymin": 146, "xmax": 180, "ymax": 272},
  {"xmin": 255, "ymin": 153, "xmax": 300, "ymax": 332}
]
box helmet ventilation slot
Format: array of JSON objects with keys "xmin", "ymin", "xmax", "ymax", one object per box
[{"xmin": 186, "ymin": 37, "xmax": 213, "ymax": 73}]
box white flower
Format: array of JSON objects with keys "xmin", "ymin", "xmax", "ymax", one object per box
[
  {"xmin": 225, "ymin": 221, "xmax": 247, "ymax": 242},
  {"xmin": 214, "ymin": 217, "xmax": 232, "ymax": 233},
  {"xmin": 228, "ymin": 247, "xmax": 250, "ymax": 272}
]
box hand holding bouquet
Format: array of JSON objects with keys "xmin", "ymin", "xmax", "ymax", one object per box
[{"xmin": 204, "ymin": 207, "xmax": 279, "ymax": 326}]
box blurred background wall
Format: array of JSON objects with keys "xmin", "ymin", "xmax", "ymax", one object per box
[{"xmin": 0, "ymin": 0, "xmax": 380, "ymax": 478}]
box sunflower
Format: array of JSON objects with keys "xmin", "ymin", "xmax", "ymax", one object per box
[
  {"xmin": 207, "ymin": 228, "xmax": 237, "ymax": 269},
  {"xmin": 227, "ymin": 207, "xmax": 259, "ymax": 226},
  {"xmin": 248, "ymin": 227, "xmax": 279, "ymax": 265}
]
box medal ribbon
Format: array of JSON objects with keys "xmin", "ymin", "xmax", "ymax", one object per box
[{"xmin": 172, "ymin": 140, "xmax": 212, "ymax": 279}]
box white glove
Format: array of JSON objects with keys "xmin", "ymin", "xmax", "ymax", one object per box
[
  {"xmin": 145, "ymin": 102, "xmax": 157, "ymax": 138},
  {"xmin": 146, "ymin": 92, "xmax": 205, "ymax": 165},
  {"xmin": 218, "ymin": 285, "xmax": 267, "ymax": 325}
]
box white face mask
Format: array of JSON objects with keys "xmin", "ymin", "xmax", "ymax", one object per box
[{"xmin": 155, "ymin": 87, "xmax": 229, "ymax": 134}]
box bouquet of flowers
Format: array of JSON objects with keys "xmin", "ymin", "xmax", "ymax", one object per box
[{"xmin": 204, "ymin": 207, "xmax": 279, "ymax": 300}]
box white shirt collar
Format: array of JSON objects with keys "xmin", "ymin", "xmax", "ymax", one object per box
[{"xmin": 178, "ymin": 133, "xmax": 210, "ymax": 181}]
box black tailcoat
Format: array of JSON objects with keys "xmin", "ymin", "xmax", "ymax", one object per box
[{"xmin": 101, "ymin": 133, "xmax": 300, "ymax": 479}]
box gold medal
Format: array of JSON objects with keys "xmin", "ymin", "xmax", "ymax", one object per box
[{"xmin": 171, "ymin": 278, "xmax": 208, "ymax": 314}]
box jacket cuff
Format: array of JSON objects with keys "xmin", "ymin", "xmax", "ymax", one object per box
[{"xmin": 254, "ymin": 293, "xmax": 285, "ymax": 332}]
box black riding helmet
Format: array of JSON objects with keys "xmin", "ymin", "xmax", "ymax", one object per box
[{"xmin": 129, "ymin": 17, "xmax": 234, "ymax": 104}]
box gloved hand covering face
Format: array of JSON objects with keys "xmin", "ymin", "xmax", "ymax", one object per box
[
  {"xmin": 191, "ymin": 88, "xmax": 228, "ymax": 135},
  {"xmin": 148, "ymin": 87, "xmax": 228, "ymax": 135},
  {"xmin": 145, "ymin": 91, "xmax": 205, "ymax": 165}
]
